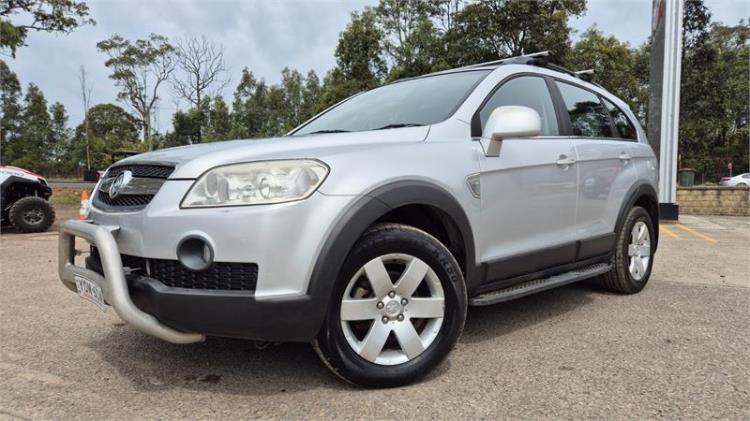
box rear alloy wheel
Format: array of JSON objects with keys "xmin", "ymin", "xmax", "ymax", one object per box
[
  {"xmin": 602, "ymin": 206, "xmax": 654, "ymax": 294},
  {"xmin": 314, "ymin": 223, "xmax": 466, "ymax": 388}
]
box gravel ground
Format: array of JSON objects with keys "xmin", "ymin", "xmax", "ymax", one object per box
[{"xmin": 0, "ymin": 215, "xmax": 747, "ymax": 419}]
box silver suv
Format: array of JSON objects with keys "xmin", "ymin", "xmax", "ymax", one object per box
[{"xmin": 59, "ymin": 55, "xmax": 659, "ymax": 387}]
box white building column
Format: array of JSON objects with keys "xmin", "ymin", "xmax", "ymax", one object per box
[{"xmin": 648, "ymin": 0, "xmax": 683, "ymax": 220}]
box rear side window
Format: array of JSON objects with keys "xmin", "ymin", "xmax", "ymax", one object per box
[
  {"xmin": 479, "ymin": 76, "xmax": 559, "ymax": 136},
  {"xmin": 603, "ymin": 98, "xmax": 637, "ymax": 139},
  {"xmin": 556, "ymin": 82, "xmax": 613, "ymax": 138}
]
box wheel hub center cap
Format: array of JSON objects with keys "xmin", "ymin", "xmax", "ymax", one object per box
[{"xmin": 384, "ymin": 299, "xmax": 402, "ymax": 317}]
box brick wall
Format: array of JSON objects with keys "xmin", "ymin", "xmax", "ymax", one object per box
[{"xmin": 677, "ymin": 186, "xmax": 750, "ymax": 216}]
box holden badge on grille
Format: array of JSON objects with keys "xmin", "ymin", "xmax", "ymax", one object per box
[{"xmin": 108, "ymin": 170, "xmax": 132, "ymax": 199}]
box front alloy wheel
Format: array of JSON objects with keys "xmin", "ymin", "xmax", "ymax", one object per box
[
  {"xmin": 314, "ymin": 223, "xmax": 467, "ymax": 388},
  {"xmin": 340, "ymin": 253, "xmax": 445, "ymax": 365}
]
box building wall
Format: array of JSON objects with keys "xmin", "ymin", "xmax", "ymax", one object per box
[{"xmin": 677, "ymin": 187, "xmax": 750, "ymax": 216}]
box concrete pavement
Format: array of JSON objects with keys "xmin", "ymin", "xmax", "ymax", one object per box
[{"xmin": 0, "ymin": 214, "xmax": 747, "ymax": 419}]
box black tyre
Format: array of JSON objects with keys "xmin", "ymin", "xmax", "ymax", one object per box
[
  {"xmin": 313, "ymin": 223, "xmax": 467, "ymax": 388},
  {"xmin": 8, "ymin": 196, "xmax": 56, "ymax": 233},
  {"xmin": 602, "ymin": 206, "xmax": 654, "ymax": 294}
]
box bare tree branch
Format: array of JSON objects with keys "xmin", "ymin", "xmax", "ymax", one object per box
[{"xmin": 171, "ymin": 35, "xmax": 229, "ymax": 108}]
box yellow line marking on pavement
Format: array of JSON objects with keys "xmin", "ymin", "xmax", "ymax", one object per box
[
  {"xmin": 675, "ymin": 223, "xmax": 718, "ymax": 244},
  {"xmin": 660, "ymin": 225, "xmax": 681, "ymax": 239}
]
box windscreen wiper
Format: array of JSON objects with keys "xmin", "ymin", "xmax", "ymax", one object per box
[
  {"xmin": 373, "ymin": 123, "xmax": 425, "ymax": 130},
  {"xmin": 309, "ymin": 129, "xmax": 350, "ymax": 134}
]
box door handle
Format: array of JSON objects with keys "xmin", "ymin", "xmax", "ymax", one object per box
[
  {"xmin": 556, "ymin": 156, "xmax": 576, "ymax": 166},
  {"xmin": 619, "ymin": 153, "xmax": 632, "ymax": 161}
]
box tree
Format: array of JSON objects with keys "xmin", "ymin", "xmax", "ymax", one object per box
[
  {"xmin": 376, "ymin": 0, "xmax": 443, "ymax": 78},
  {"xmin": 0, "ymin": 59, "xmax": 22, "ymax": 153},
  {"xmin": 97, "ymin": 33, "xmax": 176, "ymax": 150},
  {"xmin": 49, "ymin": 101, "xmax": 71, "ymax": 175},
  {"xmin": 68, "ymin": 103, "xmax": 143, "ymax": 171},
  {"xmin": 446, "ymin": 0, "xmax": 586, "ymax": 66},
  {"xmin": 204, "ymin": 96, "xmax": 231, "ymax": 142},
  {"xmin": 280, "ymin": 67, "xmax": 304, "ymax": 130},
  {"xmin": 11, "ymin": 83, "xmax": 52, "ymax": 172},
  {"xmin": 230, "ymin": 68, "xmax": 268, "ymax": 139},
  {"xmin": 564, "ymin": 28, "xmax": 639, "ymax": 109},
  {"xmin": 170, "ymin": 35, "xmax": 228, "ymax": 143},
  {"xmin": 319, "ymin": 8, "xmax": 387, "ymax": 108},
  {"xmin": 679, "ymin": 20, "xmax": 749, "ymax": 180},
  {"xmin": 172, "ymin": 35, "xmax": 228, "ymax": 107},
  {"xmin": 429, "ymin": 0, "xmax": 465, "ymax": 33},
  {"xmin": 301, "ymin": 70, "xmax": 321, "ymax": 119},
  {"xmin": 0, "ymin": 0, "xmax": 94, "ymax": 57}
]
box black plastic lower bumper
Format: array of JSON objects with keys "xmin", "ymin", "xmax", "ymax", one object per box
[{"xmin": 128, "ymin": 276, "xmax": 322, "ymax": 342}]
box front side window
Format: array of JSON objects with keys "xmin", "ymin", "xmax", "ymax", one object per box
[
  {"xmin": 293, "ymin": 70, "xmax": 490, "ymax": 136},
  {"xmin": 479, "ymin": 76, "xmax": 559, "ymax": 136},
  {"xmin": 603, "ymin": 98, "xmax": 637, "ymax": 139},
  {"xmin": 556, "ymin": 82, "xmax": 613, "ymax": 138}
]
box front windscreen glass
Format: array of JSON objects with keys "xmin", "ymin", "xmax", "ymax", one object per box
[{"xmin": 293, "ymin": 70, "xmax": 490, "ymax": 135}]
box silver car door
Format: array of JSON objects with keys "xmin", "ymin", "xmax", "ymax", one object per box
[{"xmin": 476, "ymin": 75, "xmax": 579, "ymax": 282}]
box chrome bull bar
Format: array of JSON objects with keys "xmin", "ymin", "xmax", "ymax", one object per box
[{"xmin": 58, "ymin": 219, "xmax": 205, "ymax": 344}]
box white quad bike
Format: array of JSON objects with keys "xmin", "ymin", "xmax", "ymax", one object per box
[{"xmin": 0, "ymin": 166, "xmax": 56, "ymax": 233}]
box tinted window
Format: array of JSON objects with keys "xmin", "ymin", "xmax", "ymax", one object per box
[
  {"xmin": 603, "ymin": 98, "xmax": 637, "ymax": 139},
  {"xmin": 294, "ymin": 70, "xmax": 489, "ymax": 135},
  {"xmin": 556, "ymin": 82, "xmax": 613, "ymax": 138},
  {"xmin": 480, "ymin": 76, "xmax": 558, "ymax": 136}
]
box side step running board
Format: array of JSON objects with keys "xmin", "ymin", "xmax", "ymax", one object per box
[{"xmin": 469, "ymin": 263, "xmax": 612, "ymax": 306}]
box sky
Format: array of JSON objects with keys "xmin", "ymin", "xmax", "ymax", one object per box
[{"xmin": 6, "ymin": 0, "xmax": 749, "ymax": 132}]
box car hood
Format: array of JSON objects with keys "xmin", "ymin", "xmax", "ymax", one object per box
[{"xmin": 114, "ymin": 127, "xmax": 429, "ymax": 179}]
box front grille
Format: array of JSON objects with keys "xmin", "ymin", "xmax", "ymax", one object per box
[
  {"xmin": 96, "ymin": 192, "xmax": 154, "ymax": 207},
  {"xmin": 107, "ymin": 164, "xmax": 174, "ymax": 179},
  {"xmin": 149, "ymin": 258, "xmax": 258, "ymax": 291},
  {"xmin": 89, "ymin": 246, "xmax": 258, "ymax": 292},
  {"xmin": 94, "ymin": 164, "xmax": 173, "ymax": 211}
]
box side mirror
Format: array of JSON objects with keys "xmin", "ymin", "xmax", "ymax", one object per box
[{"xmin": 482, "ymin": 106, "xmax": 542, "ymax": 157}]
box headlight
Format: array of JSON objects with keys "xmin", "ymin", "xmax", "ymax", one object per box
[{"xmin": 181, "ymin": 160, "xmax": 329, "ymax": 208}]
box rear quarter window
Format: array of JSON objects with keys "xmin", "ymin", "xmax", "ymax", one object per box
[{"xmin": 603, "ymin": 98, "xmax": 637, "ymax": 140}]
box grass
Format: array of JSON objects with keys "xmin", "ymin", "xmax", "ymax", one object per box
[
  {"xmin": 47, "ymin": 177, "xmax": 84, "ymax": 183},
  {"xmin": 50, "ymin": 187, "xmax": 87, "ymax": 208}
]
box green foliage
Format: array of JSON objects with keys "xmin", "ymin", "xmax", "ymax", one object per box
[
  {"xmin": 0, "ymin": 0, "xmax": 94, "ymax": 57},
  {"xmin": 3, "ymin": 83, "xmax": 56, "ymax": 173},
  {"xmin": 376, "ymin": 0, "xmax": 445, "ymax": 79},
  {"xmin": 319, "ymin": 8, "xmax": 387, "ymax": 109},
  {"xmin": 226, "ymin": 67, "xmax": 322, "ymax": 139},
  {"xmin": 51, "ymin": 103, "xmax": 143, "ymax": 173},
  {"xmin": 564, "ymin": 27, "xmax": 640, "ymax": 110},
  {"xmin": 679, "ymin": 20, "xmax": 749, "ymax": 179},
  {"xmin": 0, "ymin": 59, "xmax": 22, "ymax": 147},
  {"xmin": 446, "ymin": 0, "xmax": 586, "ymax": 66}
]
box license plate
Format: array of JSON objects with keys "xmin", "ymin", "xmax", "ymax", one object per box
[{"xmin": 74, "ymin": 275, "xmax": 107, "ymax": 312}]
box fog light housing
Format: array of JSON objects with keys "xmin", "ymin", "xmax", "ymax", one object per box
[{"xmin": 176, "ymin": 236, "xmax": 214, "ymax": 271}]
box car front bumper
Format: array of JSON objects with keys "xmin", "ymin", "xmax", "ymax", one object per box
[
  {"xmin": 59, "ymin": 219, "xmax": 333, "ymax": 342},
  {"xmin": 59, "ymin": 220, "xmax": 205, "ymax": 344}
]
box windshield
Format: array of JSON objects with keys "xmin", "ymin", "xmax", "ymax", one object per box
[{"xmin": 293, "ymin": 70, "xmax": 490, "ymax": 135}]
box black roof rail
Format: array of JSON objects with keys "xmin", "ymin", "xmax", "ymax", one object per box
[
  {"xmin": 465, "ymin": 51, "xmax": 604, "ymax": 88},
  {"xmin": 463, "ymin": 51, "xmax": 551, "ymax": 68},
  {"xmin": 575, "ymin": 69, "xmax": 595, "ymax": 81}
]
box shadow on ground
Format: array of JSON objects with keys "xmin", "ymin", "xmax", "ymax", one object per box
[{"xmin": 86, "ymin": 279, "xmax": 607, "ymax": 395}]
